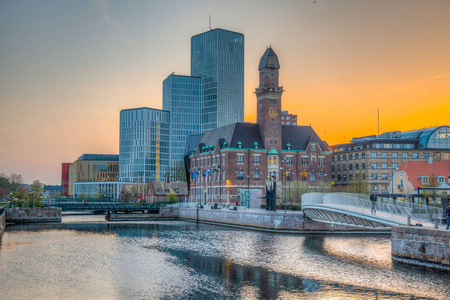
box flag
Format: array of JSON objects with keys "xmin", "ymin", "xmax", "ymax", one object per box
[
  {"xmin": 192, "ymin": 170, "xmax": 197, "ymax": 179},
  {"xmin": 203, "ymin": 170, "xmax": 207, "ymax": 177},
  {"xmin": 208, "ymin": 168, "xmax": 212, "ymax": 176}
]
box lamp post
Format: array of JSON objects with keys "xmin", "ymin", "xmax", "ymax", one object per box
[
  {"xmin": 247, "ymin": 174, "xmax": 250, "ymax": 209},
  {"xmin": 288, "ymin": 171, "xmax": 292, "ymax": 211},
  {"xmin": 10, "ymin": 191, "xmax": 12, "ymax": 208}
]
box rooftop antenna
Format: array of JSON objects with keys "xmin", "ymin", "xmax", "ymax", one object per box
[
  {"xmin": 209, "ymin": 13, "xmax": 211, "ymax": 30},
  {"xmin": 377, "ymin": 108, "xmax": 380, "ymax": 135}
]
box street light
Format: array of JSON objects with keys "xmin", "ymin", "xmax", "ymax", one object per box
[{"xmin": 10, "ymin": 191, "xmax": 12, "ymax": 208}]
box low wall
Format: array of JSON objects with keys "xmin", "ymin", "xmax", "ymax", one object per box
[
  {"xmin": 178, "ymin": 207, "xmax": 381, "ymax": 232},
  {"xmin": 0, "ymin": 208, "xmax": 5, "ymax": 242},
  {"xmin": 5, "ymin": 208, "xmax": 62, "ymax": 223},
  {"xmin": 107, "ymin": 207, "xmax": 179, "ymax": 221},
  {"xmin": 391, "ymin": 226, "xmax": 450, "ymax": 271}
]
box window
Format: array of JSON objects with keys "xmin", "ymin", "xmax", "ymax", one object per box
[
  {"xmin": 237, "ymin": 154, "xmax": 244, "ymax": 164},
  {"xmin": 382, "ymin": 163, "xmax": 387, "ymax": 169},
  {"xmin": 362, "ymin": 153, "xmax": 365, "ymax": 159},
  {"xmin": 413, "ymin": 153, "xmax": 419, "ymax": 159},
  {"xmin": 311, "ymin": 144, "xmax": 316, "ymax": 151},
  {"xmin": 222, "ymin": 154, "xmax": 225, "ymax": 164},
  {"xmin": 372, "ymin": 173, "xmax": 378, "ymax": 180},
  {"xmin": 423, "ymin": 153, "xmax": 429, "ymax": 160},
  {"xmin": 349, "ymin": 164, "xmax": 353, "ymax": 170},
  {"xmin": 355, "ymin": 153, "xmax": 359, "ymax": 159},
  {"xmin": 254, "ymin": 170, "xmax": 260, "ymax": 180},
  {"xmin": 421, "ymin": 177, "xmax": 429, "ymax": 184},
  {"xmin": 382, "ymin": 174, "xmax": 388, "ymax": 180},
  {"xmin": 286, "ymin": 156, "xmax": 293, "ymax": 166},
  {"xmin": 402, "ymin": 152, "xmax": 408, "ymax": 159},
  {"xmin": 438, "ymin": 177, "xmax": 445, "ymax": 183},
  {"xmin": 319, "ymin": 157, "xmax": 325, "ymax": 166},
  {"xmin": 362, "ymin": 163, "xmax": 366, "ymax": 169},
  {"xmin": 269, "ymin": 155, "xmax": 277, "ymax": 165},
  {"xmin": 391, "ymin": 152, "xmax": 398, "ymax": 158},
  {"xmin": 331, "ymin": 166, "xmax": 335, "ymax": 172},
  {"xmin": 392, "ymin": 163, "xmax": 398, "ymax": 169},
  {"xmin": 355, "ymin": 163, "xmax": 359, "ymax": 170},
  {"xmin": 371, "ymin": 152, "xmax": 377, "ymax": 158},
  {"xmin": 311, "ymin": 155, "xmax": 316, "ymax": 163},
  {"xmin": 222, "ymin": 171, "xmax": 225, "ymax": 181},
  {"xmin": 310, "ymin": 171, "xmax": 316, "ymax": 182},
  {"xmin": 382, "ymin": 152, "xmax": 387, "ymax": 158},
  {"xmin": 348, "ymin": 154, "xmax": 353, "ymax": 160},
  {"xmin": 302, "ymin": 156, "xmax": 308, "ymax": 166},
  {"xmin": 253, "ymin": 154, "xmax": 260, "ymax": 165},
  {"xmin": 236, "ymin": 170, "xmax": 244, "ymax": 181},
  {"xmin": 371, "ymin": 163, "xmax": 377, "ymax": 169}
]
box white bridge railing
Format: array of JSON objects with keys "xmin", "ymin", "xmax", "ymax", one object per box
[{"xmin": 302, "ymin": 193, "xmax": 443, "ymax": 224}]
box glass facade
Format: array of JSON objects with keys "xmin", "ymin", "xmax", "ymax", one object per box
[
  {"xmin": 163, "ymin": 74, "xmax": 202, "ymax": 167},
  {"xmin": 191, "ymin": 28, "xmax": 244, "ymax": 130},
  {"xmin": 119, "ymin": 108, "xmax": 170, "ymax": 182}
]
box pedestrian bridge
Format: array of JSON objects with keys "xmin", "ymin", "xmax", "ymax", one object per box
[
  {"xmin": 56, "ymin": 202, "xmax": 160, "ymax": 213},
  {"xmin": 301, "ymin": 193, "xmax": 442, "ymax": 229}
]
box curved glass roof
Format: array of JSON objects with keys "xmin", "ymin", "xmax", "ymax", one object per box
[{"xmin": 402, "ymin": 126, "xmax": 450, "ymax": 149}]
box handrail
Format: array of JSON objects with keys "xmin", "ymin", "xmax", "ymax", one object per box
[{"xmin": 302, "ymin": 193, "xmax": 443, "ymax": 224}]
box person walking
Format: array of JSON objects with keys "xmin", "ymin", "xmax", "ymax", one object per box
[
  {"xmin": 446, "ymin": 203, "xmax": 450, "ymax": 230},
  {"xmin": 370, "ymin": 191, "xmax": 377, "ymax": 214}
]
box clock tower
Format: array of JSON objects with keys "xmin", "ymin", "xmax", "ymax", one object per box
[{"xmin": 256, "ymin": 47, "xmax": 283, "ymax": 153}]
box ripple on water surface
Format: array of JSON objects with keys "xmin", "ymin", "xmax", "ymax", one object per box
[{"xmin": 0, "ymin": 221, "xmax": 448, "ymax": 300}]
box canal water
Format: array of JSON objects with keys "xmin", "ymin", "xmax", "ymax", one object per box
[{"xmin": 0, "ymin": 219, "xmax": 448, "ymax": 300}]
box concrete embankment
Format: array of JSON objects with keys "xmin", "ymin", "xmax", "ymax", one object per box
[
  {"xmin": 391, "ymin": 226, "xmax": 450, "ymax": 271},
  {"xmin": 5, "ymin": 208, "xmax": 62, "ymax": 223},
  {"xmin": 0, "ymin": 208, "xmax": 5, "ymax": 242},
  {"xmin": 106, "ymin": 207, "xmax": 179, "ymax": 221},
  {"xmin": 178, "ymin": 207, "xmax": 387, "ymax": 233}
]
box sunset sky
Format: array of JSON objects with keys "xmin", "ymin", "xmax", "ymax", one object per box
[{"xmin": 1, "ymin": 0, "xmax": 450, "ymax": 185}]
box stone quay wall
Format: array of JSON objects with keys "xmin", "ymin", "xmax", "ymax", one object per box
[
  {"xmin": 5, "ymin": 208, "xmax": 62, "ymax": 223},
  {"xmin": 0, "ymin": 208, "xmax": 5, "ymax": 242},
  {"xmin": 178, "ymin": 207, "xmax": 381, "ymax": 232},
  {"xmin": 391, "ymin": 226, "xmax": 450, "ymax": 271},
  {"xmin": 107, "ymin": 207, "xmax": 179, "ymax": 221}
]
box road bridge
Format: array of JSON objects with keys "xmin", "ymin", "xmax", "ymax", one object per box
[{"xmin": 302, "ymin": 193, "xmax": 443, "ymax": 229}]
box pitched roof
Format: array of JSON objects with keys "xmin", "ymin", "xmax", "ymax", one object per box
[
  {"xmin": 185, "ymin": 134, "xmax": 204, "ymax": 156},
  {"xmin": 397, "ymin": 160, "xmax": 450, "ymax": 189},
  {"xmin": 198, "ymin": 123, "xmax": 264, "ymax": 149},
  {"xmin": 281, "ymin": 126, "xmax": 330, "ymax": 151},
  {"xmin": 258, "ymin": 47, "xmax": 280, "ymax": 70}
]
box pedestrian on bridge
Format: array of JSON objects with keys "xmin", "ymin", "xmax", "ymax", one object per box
[
  {"xmin": 446, "ymin": 203, "xmax": 450, "ymax": 230},
  {"xmin": 370, "ymin": 191, "xmax": 377, "ymax": 214}
]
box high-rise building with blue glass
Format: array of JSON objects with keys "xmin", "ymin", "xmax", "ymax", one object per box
[
  {"xmin": 163, "ymin": 74, "xmax": 202, "ymax": 167},
  {"xmin": 191, "ymin": 28, "xmax": 245, "ymax": 131},
  {"xmin": 119, "ymin": 108, "xmax": 170, "ymax": 183}
]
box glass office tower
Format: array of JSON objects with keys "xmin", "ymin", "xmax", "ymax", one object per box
[
  {"xmin": 163, "ymin": 74, "xmax": 202, "ymax": 168},
  {"xmin": 119, "ymin": 108, "xmax": 170, "ymax": 183},
  {"xmin": 191, "ymin": 28, "xmax": 244, "ymax": 131}
]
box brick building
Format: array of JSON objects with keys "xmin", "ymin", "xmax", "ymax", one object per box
[
  {"xmin": 186, "ymin": 47, "xmax": 331, "ymax": 205},
  {"xmin": 331, "ymin": 127, "xmax": 450, "ymax": 192}
]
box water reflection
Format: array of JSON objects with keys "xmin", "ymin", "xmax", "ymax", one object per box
[{"xmin": 1, "ymin": 221, "xmax": 448, "ymax": 300}]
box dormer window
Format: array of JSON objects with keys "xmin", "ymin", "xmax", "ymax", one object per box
[
  {"xmin": 223, "ymin": 141, "xmax": 228, "ymax": 148},
  {"xmin": 311, "ymin": 143, "xmax": 316, "ymax": 151},
  {"xmin": 253, "ymin": 141, "xmax": 258, "ymax": 149},
  {"xmin": 237, "ymin": 141, "xmax": 242, "ymax": 148},
  {"xmin": 286, "ymin": 143, "xmax": 291, "ymax": 150}
]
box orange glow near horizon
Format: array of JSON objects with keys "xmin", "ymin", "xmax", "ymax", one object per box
[{"xmin": 1, "ymin": 0, "xmax": 450, "ymax": 184}]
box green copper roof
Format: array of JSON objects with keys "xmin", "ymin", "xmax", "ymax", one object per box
[
  {"xmin": 286, "ymin": 143, "xmax": 291, "ymax": 147},
  {"xmin": 253, "ymin": 141, "xmax": 258, "ymax": 145},
  {"xmin": 268, "ymin": 148, "xmax": 279, "ymax": 155},
  {"xmin": 237, "ymin": 141, "xmax": 242, "ymax": 145}
]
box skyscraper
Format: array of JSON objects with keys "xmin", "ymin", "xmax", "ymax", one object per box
[
  {"xmin": 119, "ymin": 108, "xmax": 170, "ymax": 183},
  {"xmin": 163, "ymin": 74, "xmax": 202, "ymax": 168},
  {"xmin": 191, "ymin": 28, "xmax": 244, "ymax": 131}
]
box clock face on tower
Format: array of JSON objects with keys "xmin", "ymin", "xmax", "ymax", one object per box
[{"xmin": 268, "ymin": 107, "xmax": 278, "ymax": 119}]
